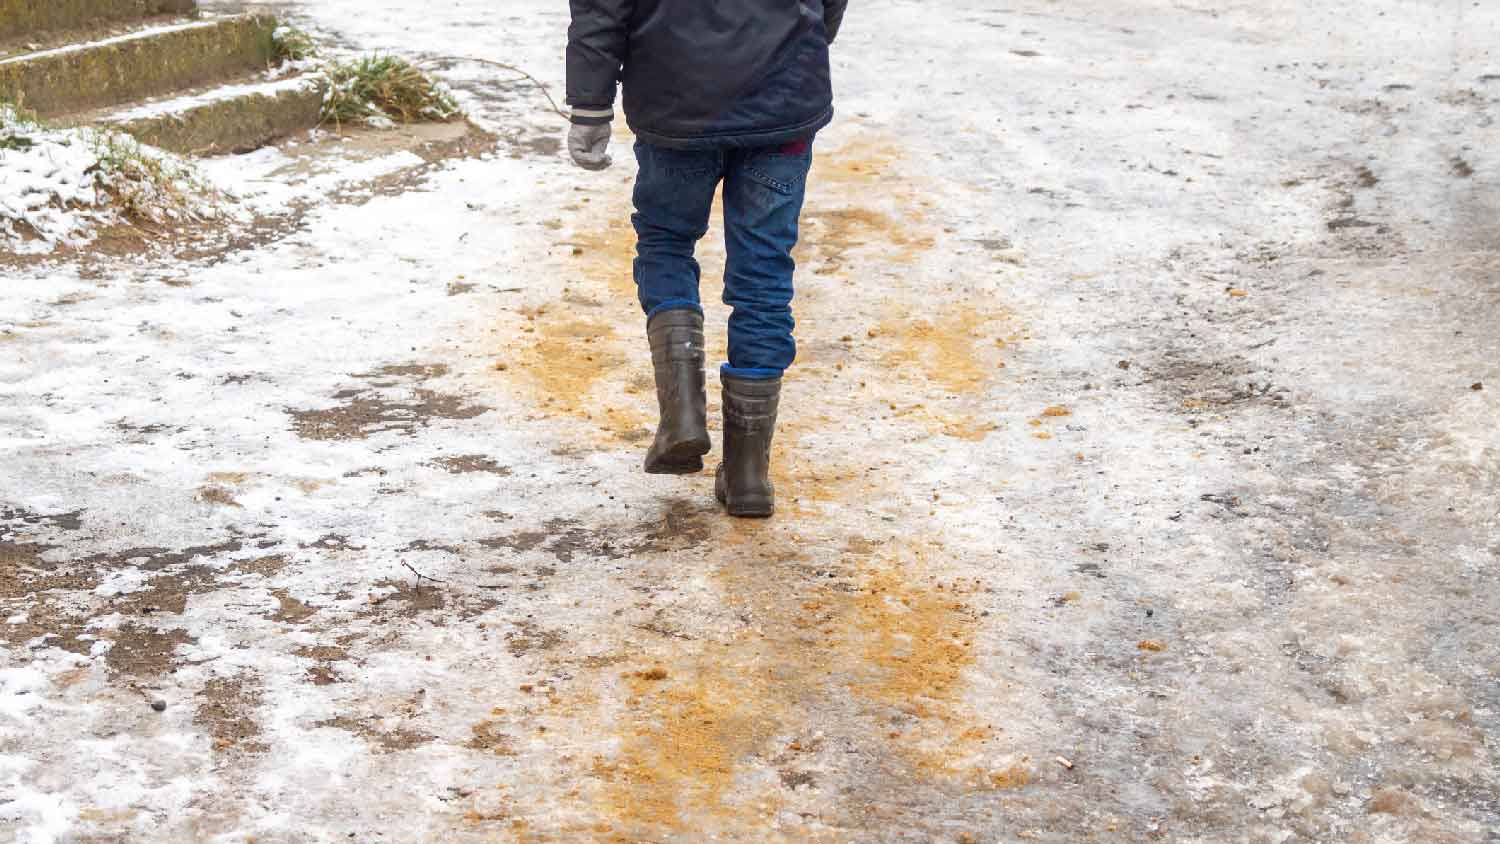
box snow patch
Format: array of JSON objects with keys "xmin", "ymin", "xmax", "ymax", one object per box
[
  {"xmin": 93, "ymin": 569, "xmax": 154, "ymax": 598},
  {"xmin": 200, "ymin": 147, "xmax": 427, "ymax": 217},
  {"xmin": 0, "ymin": 107, "xmax": 107, "ymax": 252},
  {"xmin": 0, "ymin": 664, "xmax": 51, "ymax": 720},
  {"xmin": 0, "ymin": 106, "xmax": 219, "ymax": 253}
]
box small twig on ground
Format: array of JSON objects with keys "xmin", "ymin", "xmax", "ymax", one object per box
[
  {"xmin": 402, "ymin": 560, "xmax": 448, "ymax": 592},
  {"xmin": 418, "ymin": 56, "xmax": 570, "ymax": 120}
]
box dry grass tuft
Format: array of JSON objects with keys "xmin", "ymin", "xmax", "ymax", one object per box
[{"xmin": 321, "ymin": 55, "xmax": 461, "ymax": 128}]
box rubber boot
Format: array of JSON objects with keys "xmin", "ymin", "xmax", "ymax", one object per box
[
  {"xmin": 643, "ymin": 309, "xmax": 710, "ymax": 474},
  {"xmin": 715, "ymin": 374, "xmax": 782, "ymax": 518}
]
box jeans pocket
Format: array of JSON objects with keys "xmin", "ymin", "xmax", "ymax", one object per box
[{"xmin": 745, "ymin": 149, "xmax": 813, "ymax": 197}]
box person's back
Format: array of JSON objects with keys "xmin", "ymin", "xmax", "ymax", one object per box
[
  {"xmin": 566, "ymin": 0, "xmax": 847, "ymax": 518},
  {"xmin": 569, "ymin": 0, "xmax": 843, "ymax": 149}
]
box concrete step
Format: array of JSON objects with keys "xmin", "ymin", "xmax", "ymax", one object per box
[
  {"xmin": 0, "ymin": 0, "xmax": 197, "ymax": 43},
  {"xmin": 96, "ymin": 74, "xmax": 327, "ymax": 155},
  {"xmin": 0, "ymin": 14, "xmax": 277, "ymax": 117}
]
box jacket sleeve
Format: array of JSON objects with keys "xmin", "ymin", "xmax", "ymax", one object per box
[
  {"xmin": 566, "ymin": 0, "xmax": 632, "ymax": 122},
  {"xmin": 824, "ymin": 0, "xmax": 848, "ymax": 44}
]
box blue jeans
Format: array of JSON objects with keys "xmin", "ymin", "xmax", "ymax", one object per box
[{"xmin": 632, "ymin": 139, "xmax": 813, "ymax": 380}]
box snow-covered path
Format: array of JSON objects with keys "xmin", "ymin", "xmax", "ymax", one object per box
[{"xmin": 3, "ymin": 1, "xmax": 1497, "ymax": 841}]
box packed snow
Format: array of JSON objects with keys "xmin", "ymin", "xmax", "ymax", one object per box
[
  {"xmin": 2, "ymin": 0, "xmax": 1496, "ymax": 842},
  {"xmin": 0, "ymin": 105, "xmax": 219, "ymax": 254},
  {"xmin": 0, "ymin": 107, "xmax": 110, "ymax": 252}
]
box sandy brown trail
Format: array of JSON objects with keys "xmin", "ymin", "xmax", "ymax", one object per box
[{"xmin": 458, "ymin": 127, "xmax": 1033, "ymax": 841}]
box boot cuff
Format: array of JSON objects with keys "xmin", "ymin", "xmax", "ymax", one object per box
[
  {"xmin": 646, "ymin": 307, "xmax": 704, "ymax": 331},
  {"xmin": 722, "ymin": 373, "xmax": 783, "ymax": 396}
]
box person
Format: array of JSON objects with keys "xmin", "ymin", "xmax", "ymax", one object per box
[{"xmin": 565, "ymin": 0, "xmax": 847, "ymax": 518}]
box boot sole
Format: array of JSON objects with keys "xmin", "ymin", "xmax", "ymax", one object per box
[
  {"xmin": 644, "ymin": 437, "xmax": 711, "ymax": 475},
  {"xmin": 726, "ymin": 499, "xmax": 774, "ymax": 518},
  {"xmin": 715, "ymin": 475, "xmax": 773, "ymax": 517}
]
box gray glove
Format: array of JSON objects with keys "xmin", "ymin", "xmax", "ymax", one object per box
[{"xmin": 568, "ymin": 121, "xmax": 612, "ymax": 171}]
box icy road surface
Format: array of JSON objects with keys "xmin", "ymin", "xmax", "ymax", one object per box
[{"xmin": 2, "ymin": 0, "xmax": 1497, "ymax": 841}]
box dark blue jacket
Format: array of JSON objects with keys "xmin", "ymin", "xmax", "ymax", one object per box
[{"xmin": 567, "ymin": 0, "xmax": 847, "ymax": 150}]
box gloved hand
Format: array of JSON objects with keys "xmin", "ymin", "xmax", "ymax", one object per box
[{"xmin": 568, "ymin": 121, "xmax": 612, "ymax": 171}]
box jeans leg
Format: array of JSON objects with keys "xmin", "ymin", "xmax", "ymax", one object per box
[
  {"xmin": 632, "ymin": 141, "xmax": 724, "ymax": 320},
  {"xmin": 720, "ymin": 143, "xmax": 813, "ymax": 379}
]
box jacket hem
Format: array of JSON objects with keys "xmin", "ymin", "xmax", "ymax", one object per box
[{"xmin": 629, "ymin": 106, "xmax": 833, "ymax": 151}]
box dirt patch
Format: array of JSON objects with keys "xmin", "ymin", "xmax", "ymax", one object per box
[
  {"xmin": 490, "ymin": 197, "xmax": 648, "ymax": 442},
  {"xmin": 305, "ymin": 665, "xmax": 342, "ymax": 685},
  {"xmin": 1, "ymin": 506, "xmax": 84, "ymax": 533},
  {"xmin": 595, "ymin": 669, "xmax": 780, "ymax": 834},
  {"xmin": 228, "ymin": 554, "xmax": 291, "ymax": 577},
  {"xmin": 113, "ymin": 420, "xmax": 187, "ymax": 441},
  {"xmin": 109, "ymin": 566, "xmax": 216, "ymax": 617},
  {"xmin": 403, "ymin": 539, "xmax": 462, "ymax": 554},
  {"xmin": 794, "ymin": 134, "xmax": 937, "ymax": 277},
  {"xmin": 3, "ymin": 538, "xmax": 246, "ymax": 667},
  {"xmin": 1143, "ymin": 350, "xmax": 1289, "ymax": 413},
  {"xmin": 541, "ymin": 519, "xmax": 635, "ymax": 564},
  {"xmin": 196, "ymin": 485, "xmax": 242, "ymax": 508},
  {"xmin": 876, "ymin": 306, "xmax": 1010, "ymax": 395},
  {"xmin": 366, "ymin": 577, "xmax": 447, "ymax": 615},
  {"xmin": 478, "ymin": 502, "xmax": 715, "ymax": 565},
  {"xmin": 288, "ymin": 363, "xmax": 489, "ymax": 441},
  {"xmin": 522, "ymin": 316, "xmax": 633, "ymax": 430},
  {"xmin": 295, "ymin": 642, "xmax": 354, "ymax": 685},
  {"xmin": 360, "ymin": 576, "xmax": 503, "ymax": 622},
  {"xmin": 479, "ymin": 530, "xmax": 551, "ymax": 554},
  {"xmin": 78, "ymin": 539, "xmax": 246, "ymax": 573},
  {"xmin": 302, "ymin": 533, "xmax": 364, "ymax": 552},
  {"xmin": 467, "ymin": 720, "xmax": 519, "ymax": 755},
  {"xmin": 799, "ymin": 207, "xmax": 935, "ymax": 277},
  {"xmin": 0, "ymin": 601, "xmax": 92, "ymax": 655},
  {"xmin": 587, "ymin": 537, "xmax": 999, "ymax": 838},
  {"xmin": 779, "ymin": 769, "xmax": 817, "ymax": 790},
  {"xmin": 505, "ymin": 620, "xmax": 566, "ymax": 657},
  {"xmin": 195, "ymin": 675, "xmax": 268, "ymax": 754},
  {"xmin": 269, "ymin": 589, "xmax": 319, "ymax": 624},
  {"xmin": 429, "ymin": 454, "xmax": 512, "ymax": 476},
  {"xmin": 105, "ymin": 624, "xmax": 195, "ymax": 679},
  {"xmin": 317, "ymin": 715, "xmax": 435, "ymax": 752},
  {"xmin": 0, "ymin": 537, "xmax": 61, "ymax": 591},
  {"xmin": 0, "ymin": 205, "xmax": 232, "ymax": 274},
  {"xmin": 841, "ymin": 559, "xmax": 990, "ymax": 778},
  {"xmin": 631, "ymin": 501, "xmax": 716, "ymax": 554}
]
